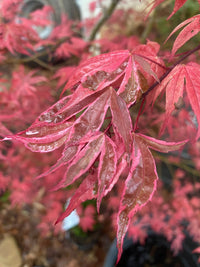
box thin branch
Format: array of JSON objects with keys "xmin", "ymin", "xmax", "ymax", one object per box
[{"xmin": 88, "ymin": 0, "xmax": 121, "ymax": 42}]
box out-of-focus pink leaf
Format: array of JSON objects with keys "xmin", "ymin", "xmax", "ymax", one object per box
[
  {"xmin": 53, "ymin": 66, "xmax": 76, "ymax": 89},
  {"xmin": 12, "ymin": 65, "xmax": 47, "ymax": 99},
  {"xmin": 193, "ymin": 247, "xmax": 200, "ymax": 254},
  {"xmin": 0, "ymin": 22, "xmax": 38, "ymax": 55},
  {"xmin": 55, "ymin": 174, "xmax": 97, "ymax": 224},
  {"xmin": 78, "ymin": 205, "xmax": 96, "ymax": 232}
]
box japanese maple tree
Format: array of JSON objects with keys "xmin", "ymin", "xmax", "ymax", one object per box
[{"xmin": 0, "ymin": 0, "xmax": 200, "ymax": 263}]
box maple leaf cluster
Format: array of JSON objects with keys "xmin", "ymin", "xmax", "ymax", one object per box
[{"xmin": 0, "ymin": 0, "xmax": 200, "ymax": 264}]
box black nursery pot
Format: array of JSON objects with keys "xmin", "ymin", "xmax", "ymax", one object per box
[{"xmin": 103, "ymin": 231, "xmax": 199, "ymax": 267}]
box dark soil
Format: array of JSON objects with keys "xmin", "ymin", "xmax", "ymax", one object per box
[
  {"xmin": 117, "ymin": 235, "xmax": 183, "ymax": 267},
  {"xmin": 0, "ymin": 203, "xmax": 113, "ymax": 267}
]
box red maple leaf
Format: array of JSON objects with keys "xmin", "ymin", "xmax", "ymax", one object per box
[
  {"xmin": 11, "ymin": 65, "xmax": 47, "ymax": 99},
  {"xmin": 53, "ymin": 66, "xmax": 76, "ymax": 89},
  {"xmin": 77, "ymin": 205, "xmax": 96, "ymax": 232},
  {"xmin": 54, "ymin": 37, "xmax": 86, "ymax": 59},
  {"xmin": 0, "ymin": 0, "xmax": 21, "ymax": 20},
  {"xmin": 166, "ymin": 14, "xmax": 200, "ymax": 55},
  {"xmin": 7, "ymin": 50, "xmax": 186, "ymax": 261},
  {"xmin": 60, "ymin": 47, "xmax": 162, "ymax": 107},
  {"xmin": 146, "ymin": 0, "xmax": 199, "ymax": 20},
  {"xmin": 116, "ymin": 133, "xmax": 186, "ymax": 261},
  {"xmin": 0, "ymin": 22, "xmax": 38, "ymax": 55},
  {"xmin": 154, "ymin": 62, "xmax": 200, "ymax": 138}
]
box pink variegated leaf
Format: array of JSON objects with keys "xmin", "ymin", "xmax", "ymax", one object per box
[
  {"xmin": 97, "ymin": 136, "xmax": 117, "ymax": 211},
  {"xmin": 62, "ymin": 50, "xmax": 130, "ymax": 94},
  {"xmin": 116, "ymin": 132, "xmax": 187, "ymax": 261},
  {"xmin": 118, "ymin": 56, "xmax": 142, "ymax": 105},
  {"xmin": 14, "ymin": 121, "xmax": 73, "ymax": 144},
  {"xmin": 11, "ymin": 87, "xmax": 111, "ymax": 156},
  {"xmin": 116, "ymin": 140, "xmax": 141, "ymax": 262},
  {"xmin": 68, "ymin": 88, "xmax": 111, "ymax": 143},
  {"xmin": 37, "ymin": 87, "xmax": 109, "ymax": 125},
  {"xmin": 36, "ymin": 95, "xmax": 71, "ymax": 123},
  {"xmin": 11, "ymin": 121, "xmax": 73, "ymax": 153},
  {"xmin": 35, "ymin": 89, "xmax": 111, "ymax": 177},
  {"xmin": 27, "ymin": 135, "xmax": 68, "ymax": 153},
  {"xmin": 110, "ymin": 88, "xmax": 133, "ymax": 153},
  {"xmin": 36, "ymin": 145, "xmax": 81, "ymax": 179},
  {"xmin": 55, "ymin": 86, "xmax": 110, "ymax": 124},
  {"xmin": 60, "ymin": 50, "xmax": 161, "ymax": 107},
  {"xmin": 158, "ymin": 65, "xmax": 184, "ymax": 133},
  {"xmin": 117, "ymin": 134, "xmax": 159, "ymax": 261},
  {"xmin": 136, "ymin": 133, "xmax": 187, "ymax": 152},
  {"xmin": 118, "ymin": 53, "xmax": 161, "ymax": 105},
  {"xmin": 55, "ymin": 174, "xmax": 97, "ymax": 224},
  {"xmin": 104, "ymin": 154, "xmax": 128, "ymax": 196},
  {"xmin": 37, "ymin": 133, "xmax": 106, "ymax": 179},
  {"xmin": 55, "ymin": 133, "xmax": 105, "ymax": 190}
]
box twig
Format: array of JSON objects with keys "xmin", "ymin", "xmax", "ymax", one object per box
[{"xmin": 88, "ymin": 0, "xmax": 121, "ymax": 41}]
